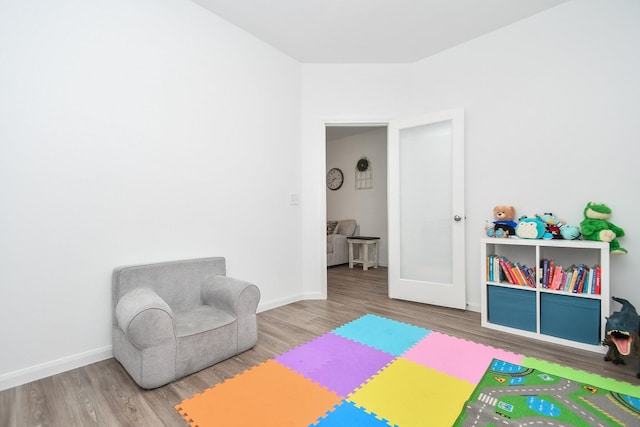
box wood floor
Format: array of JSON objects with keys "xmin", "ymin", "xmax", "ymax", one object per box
[{"xmin": 2, "ymin": 265, "xmax": 638, "ymax": 426}]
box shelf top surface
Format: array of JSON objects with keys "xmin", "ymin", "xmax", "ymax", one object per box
[{"xmin": 481, "ymin": 237, "xmax": 609, "ymax": 249}]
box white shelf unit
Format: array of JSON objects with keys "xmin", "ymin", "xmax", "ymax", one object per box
[{"xmin": 480, "ymin": 238, "xmax": 610, "ymax": 353}]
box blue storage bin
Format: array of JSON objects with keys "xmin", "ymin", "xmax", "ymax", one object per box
[
  {"xmin": 540, "ymin": 293, "xmax": 600, "ymax": 344},
  {"xmin": 488, "ymin": 285, "xmax": 536, "ymax": 332}
]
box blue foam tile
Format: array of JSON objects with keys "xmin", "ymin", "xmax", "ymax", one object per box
[
  {"xmin": 314, "ymin": 400, "xmax": 393, "ymax": 426},
  {"xmin": 331, "ymin": 314, "xmax": 430, "ymax": 356}
]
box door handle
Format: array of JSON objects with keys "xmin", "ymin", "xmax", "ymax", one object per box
[{"xmin": 453, "ymin": 215, "xmax": 462, "ymax": 222}]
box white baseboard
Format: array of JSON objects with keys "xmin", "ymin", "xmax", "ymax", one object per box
[
  {"xmin": 1, "ymin": 293, "xmax": 329, "ymax": 392},
  {"xmin": 0, "ymin": 346, "xmax": 113, "ymax": 392},
  {"xmin": 257, "ymin": 294, "xmax": 305, "ymax": 313},
  {"xmin": 466, "ymin": 302, "xmax": 481, "ymax": 312}
]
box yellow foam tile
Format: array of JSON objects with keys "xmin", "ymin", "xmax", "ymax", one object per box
[{"xmin": 348, "ymin": 358, "xmax": 474, "ymax": 427}]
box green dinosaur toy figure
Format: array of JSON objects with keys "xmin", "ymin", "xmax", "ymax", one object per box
[
  {"xmin": 603, "ymin": 296, "xmax": 640, "ymax": 377},
  {"xmin": 580, "ymin": 202, "xmax": 627, "ymax": 254}
]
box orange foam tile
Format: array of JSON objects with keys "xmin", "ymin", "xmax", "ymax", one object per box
[{"xmin": 176, "ymin": 359, "xmax": 341, "ymax": 427}]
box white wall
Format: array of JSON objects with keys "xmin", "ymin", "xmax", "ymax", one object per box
[
  {"xmin": 326, "ymin": 128, "xmax": 388, "ymax": 266},
  {"xmin": 302, "ymin": 0, "xmax": 640, "ymax": 310},
  {"xmin": 0, "ymin": 0, "xmax": 302, "ymax": 390},
  {"xmin": 3, "ymin": 0, "xmax": 639, "ymax": 392}
]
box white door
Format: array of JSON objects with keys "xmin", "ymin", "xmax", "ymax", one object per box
[{"xmin": 388, "ymin": 109, "xmax": 466, "ymax": 309}]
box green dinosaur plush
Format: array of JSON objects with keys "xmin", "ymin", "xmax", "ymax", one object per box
[{"xmin": 580, "ymin": 202, "xmax": 627, "ymax": 254}]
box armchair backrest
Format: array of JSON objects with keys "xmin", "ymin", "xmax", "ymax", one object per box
[
  {"xmin": 336, "ymin": 219, "xmax": 357, "ymax": 236},
  {"xmin": 112, "ymin": 257, "xmax": 227, "ymax": 325}
]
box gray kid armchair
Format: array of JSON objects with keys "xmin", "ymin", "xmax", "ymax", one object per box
[{"xmin": 112, "ymin": 257, "xmax": 260, "ymax": 389}]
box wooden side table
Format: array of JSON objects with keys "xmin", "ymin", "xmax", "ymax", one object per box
[{"xmin": 347, "ymin": 236, "xmax": 380, "ymax": 270}]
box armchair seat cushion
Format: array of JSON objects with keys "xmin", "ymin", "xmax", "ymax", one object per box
[{"xmin": 175, "ymin": 306, "xmax": 236, "ymax": 338}]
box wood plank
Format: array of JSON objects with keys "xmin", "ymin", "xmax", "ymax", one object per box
[{"xmin": 1, "ymin": 265, "xmax": 637, "ymax": 426}]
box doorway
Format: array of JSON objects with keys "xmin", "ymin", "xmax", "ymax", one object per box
[{"xmin": 325, "ymin": 125, "xmax": 388, "ymax": 288}]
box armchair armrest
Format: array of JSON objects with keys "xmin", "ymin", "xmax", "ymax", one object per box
[
  {"xmin": 115, "ymin": 288, "xmax": 175, "ymax": 350},
  {"xmin": 202, "ymin": 276, "xmax": 260, "ymax": 317}
]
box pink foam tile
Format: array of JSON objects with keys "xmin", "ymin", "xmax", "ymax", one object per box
[{"xmin": 402, "ymin": 331, "xmax": 523, "ymax": 384}]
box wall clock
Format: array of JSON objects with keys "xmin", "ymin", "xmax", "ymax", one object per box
[{"xmin": 326, "ymin": 168, "xmax": 344, "ymax": 190}]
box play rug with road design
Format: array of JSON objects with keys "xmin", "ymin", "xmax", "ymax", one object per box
[{"xmin": 454, "ymin": 358, "xmax": 640, "ymax": 426}]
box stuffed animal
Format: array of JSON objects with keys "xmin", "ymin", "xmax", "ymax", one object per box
[
  {"xmin": 515, "ymin": 215, "xmax": 546, "ymax": 239},
  {"xmin": 580, "ymin": 202, "xmax": 627, "ymax": 254},
  {"xmin": 490, "ymin": 206, "xmax": 517, "ymax": 237},
  {"xmin": 537, "ymin": 213, "xmax": 563, "ymax": 239},
  {"xmin": 486, "ymin": 221, "xmax": 508, "ymax": 238},
  {"xmin": 559, "ymin": 224, "xmax": 581, "ymax": 240},
  {"xmin": 603, "ymin": 297, "xmax": 640, "ymax": 377}
]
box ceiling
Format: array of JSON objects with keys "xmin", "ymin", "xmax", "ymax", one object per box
[{"xmin": 191, "ymin": 0, "xmax": 569, "ymax": 64}]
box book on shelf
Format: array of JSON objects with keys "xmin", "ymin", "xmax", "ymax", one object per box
[
  {"xmin": 488, "ymin": 255, "xmax": 500, "ymax": 282},
  {"xmin": 490, "ymin": 256, "xmax": 495, "ymax": 282},
  {"xmin": 521, "ymin": 265, "xmax": 535, "ymax": 287},
  {"xmin": 540, "ymin": 259, "xmax": 549, "ymax": 288},
  {"xmin": 584, "ymin": 268, "xmax": 593, "ymax": 294},
  {"xmin": 550, "ymin": 265, "xmax": 563, "ymax": 290},
  {"xmin": 487, "ymin": 255, "xmax": 502, "ymax": 283},
  {"xmin": 572, "ymin": 264, "xmax": 586, "ymax": 293},
  {"xmin": 486, "ymin": 255, "xmax": 490, "ymax": 282},
  {"xmin": 498, "ymin": 257, "xmax": 516, "ymax": 284},
  {"xmin": 510, "ymin": 264, "xmax": 523, "ymax": 285},
  {"xmin": 562, "ymin": 266, "xmax": 575, "ymax": 292},
  {"xmin": 487, "ymin": 255, "xmax": 535, "ymax": 287},
  {"xmin": 568, "ymin": 265, "xmax": 579, "ymax": 292}
]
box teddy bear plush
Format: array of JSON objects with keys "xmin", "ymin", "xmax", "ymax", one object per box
[
  {"xmin": 490, "ymin": 205, "xmax": 517, "ymax": 237},
  {"xmin": 580, "ymin": 202, "xmax": 627, "ymax": 254}
]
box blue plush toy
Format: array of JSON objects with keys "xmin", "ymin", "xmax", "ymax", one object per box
[
  {"xmin": 515, "ymin": 216, "xmax": 546, "ymax": 239},
  {"xmin": 537, "ymin": 213, "xmax": 562, "ymax": 239},
  {"xmin": 560, "ymin": 224, "xmax": 581, "ymax": 240}
]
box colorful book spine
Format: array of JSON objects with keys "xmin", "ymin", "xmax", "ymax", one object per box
[
  {"xmin": 490, "ymin": 256, "xmax": 495, "ymax": 282},
  {"xmin": 547, "ymin": 260, "xmax": 555, "ymax": 287},
  {"xmin": 573, "ymin": 264, "xmax": 585, "ymax": 293},
  {"xmin": 513, "ymin": 263, "xmax": 527, "ymax": 286},
  {"xmin": 498, "ymin": 257, "xmax": 514, "ymax": 284},
  {"xmin": 560, "ymin": 267, "xmax": 573, "ymax": 291},
  {"xmin": 489, "ymin": 255, "xmax": 603, "ymax": 294},
  {"xmin": 522, "ymin": 266, "xmax": 535, "ymax": 288},
  {"xmin": 577, "ymin": 265, "xmax": 589, "ymax": 293},
  {"xmin": 551, "ymin": 265, "xmax": 563, "ymax": 290},
  {"xmin": 569, "ymin": 265, "xmax": 580, "ymax": 292},
  {"xmin": 585, "ymin": 268, "xmax": 594, "ymax": 294},
  {"xmin": 541, "ymin": 259, "xmax": 549, "ymax": 288},
  {"xmin": 486, "ymin": 255, "xmax": 491, "ymax": 282},
  {"xmin": 563, "ymin": 265, "xmax": 577, "ymax": 292}
]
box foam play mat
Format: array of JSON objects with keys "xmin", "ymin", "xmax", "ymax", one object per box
[{"xmin": 175, "ymin": 314, "xmax": 640, "ymax": 426}]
